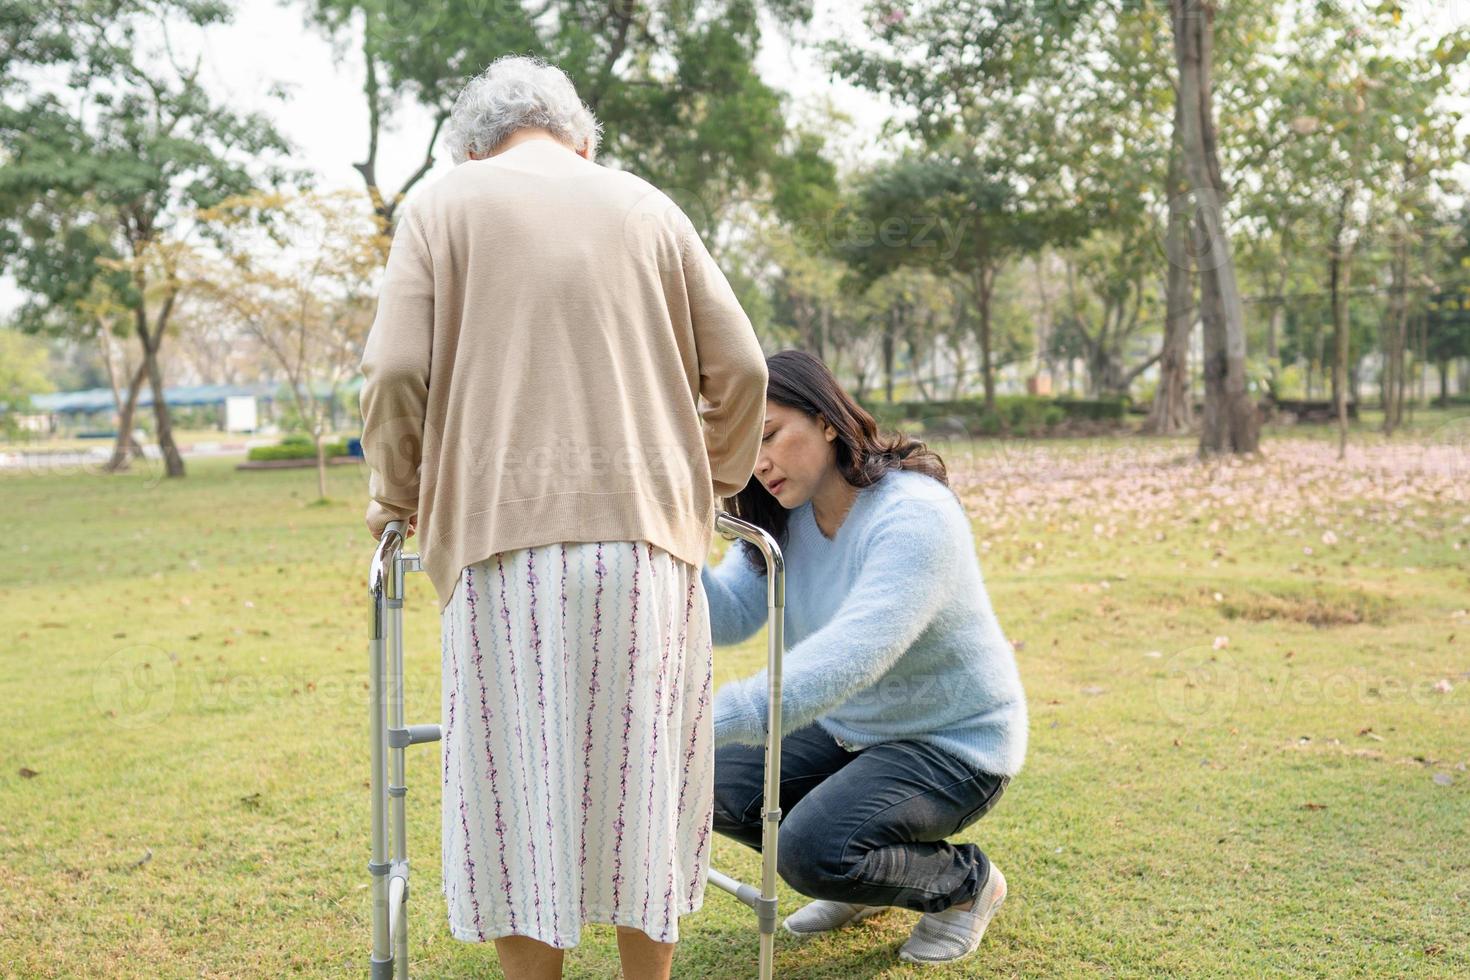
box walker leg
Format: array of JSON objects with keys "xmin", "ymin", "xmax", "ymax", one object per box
[
  {"xmin": 367, "ymin": 521, "xmax": 440, "ymax": 978},
  {"xmin": 710, "ymin": 512, "xmax": 787, "ymax": 980}
]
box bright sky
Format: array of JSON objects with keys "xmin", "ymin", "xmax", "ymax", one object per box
[{"xmin": 2, "ymin": 0, "xmax": 1466, "ymax": 320}]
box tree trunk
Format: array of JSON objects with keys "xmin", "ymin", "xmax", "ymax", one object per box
[
  {"xmin": 1382, "ymin": 237, "xmax": 1409, "ymax": 435},
  {"xmin": 1196, "ymin": 211, "xmax": 1228, "ymax": 445},
  {"xmin": 96, "ymin": 314, "xmax": 143, "ymax": 461},
  {"xmin": 929, "ymin": 329, "xmax": 941, "ymax": 399},
  {"xmin": 1031, "ymin": 255, "xmax": 1052, "ymax": 383},
  {"xmin": 143, "ymin": 343, "xmax": 185, "ymax": 478},
  {"xmin": 1267, "ymin": 303, "xmax": 1282, "ymax": 364},
  {"xmin": 1146, "ymin": 250, "xmax": 1193, "ymax": 434},
  {"xmin": 1086, "ymin": 340, "xmax": 1121, "ymax": 397},
  {"xmin": 851, "ymin": 338, "xmax": 868, "ymax": 400},
  {"xmin": 123, "ymin": 241, "xmax": 186, "ymax": 478},
  {"xmin": 1170, "ymin": 0, "xmax": 1258, "ymax": 456},
  {"xmin": 354, "ymin": 45, "xmax": 447, "ymax": 241},
  {"xmin": 1416, "ymin": 312, "xmax": 1428, "ymax": 406},
  {"xmin": 950, "ymin": 312, "xmax": 969, "ymax": 401},
  {"xmin": 1146, "ymin": 214, "xmax": 1193, "ymax": 437},
  {"xmin": 882, "ymin": 308, "xmax": 896, "ymax": 403},
  {"xmin": 105, "ymin": 359, "xmax": 151, "ymax": 473},
  {"xmin": 1328, "ymin": 188, "xmax": 1353, "ymax": 460},
  {"xmin": 316, "ymin": 434, "xmax": 329, "ymax": 501},
  {"xmin": 974, "ymin": 265, "xmax": 996, "ymax": 410},
  {"xmin": 794, "ymin": 296, "xmax": 819, "ymax": 358},
  {"xmin": 909, "ymin": 335, "xmax": 933, "ymax": 401},
  {"xmin": 1146, "ymin": 120, "xmax": 1195, "ymax": 436},
  {"xmin": 1311, "ymin": 326, "xmax": 1326, "ymax": 402},
  {"xmin": 1266, "ymin": 229, "xmax": 1289, "ymax": 376},
  {"xmin": 1397, "ymin": 312, "xmax": 1414, "ymax": 425}
]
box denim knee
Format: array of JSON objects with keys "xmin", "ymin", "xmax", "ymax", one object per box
[
  {"xmin": 775, "ymin": 821, "xmax": 848, "ymax": 898},
  {"xmin": 712, "ymin": 782, "xmax": 757, "ymax": 834}
]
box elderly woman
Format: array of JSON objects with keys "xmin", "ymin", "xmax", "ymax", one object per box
[{"xmin": 358, "ymin": 55, "xmax": 768, "ymax": 980}]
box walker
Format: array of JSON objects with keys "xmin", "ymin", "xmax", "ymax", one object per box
[{"xmin": 366, "ymin": 512, "xmax": 787, "ymax": 978}]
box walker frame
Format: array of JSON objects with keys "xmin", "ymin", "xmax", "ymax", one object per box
[{"xmin": 366, "ymin": 513, "xmax": 787, "ymax": 978}]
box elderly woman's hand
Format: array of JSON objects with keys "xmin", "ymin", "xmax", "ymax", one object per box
[{"xmin": 366, "ymin": 499, "xmax": 417, "ymax": 542}]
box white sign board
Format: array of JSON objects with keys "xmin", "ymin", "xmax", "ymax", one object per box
[{"xmin": 224, "ymin": 395, "xmax": 258, "ymax": 433}]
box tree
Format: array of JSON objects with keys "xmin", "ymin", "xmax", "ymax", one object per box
[
  {"xmin": 1366, "ymin": 32, "xmax": 1468, "ymax": 433},
  {"xmin": 826, "ymin": 1, "xmax": 1090, "ymax": 407},
  {"xmin": 1030, "ymin": 1, "xmax": 1185, "ymax": 410},
  {"xmin": 837, "ymin": 144, "xmax": 1066, "ymax": 408},
  {"xmin": 304, "ymin": 0, "xmax": 830, "ymax": 242},
  {"xmin": 738, "ymin": 119, "xmax": 844, "ymax": 360},
  {"xmin": 0, "ymin": 0, "xmax": 298, "ymax": 477},
  {"xmin": 1254, "ymin": 4, "xmax": 1468, "ymax": 447},
  {"xmin": 1145, "ymin": 107, "xmax": 1197, "ymax": 435},
  {"xmin": 1169, "ymin": 0, "xmax": 1259, "ymax": 457},
  {"xmin": 193, "ymin": 189, "xmax": 383, "ymax": 500},
  {"xmin": 1425, "ymin": 207, "xmax": 1470, "ymax": 403},
  {"xmin": 0, "ymin": 327, "xmax": 55, "ymax": 438}
]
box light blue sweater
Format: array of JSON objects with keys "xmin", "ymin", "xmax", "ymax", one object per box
[{"xmin": 703, "ymin": 469, "xmax": 1029, "ymax": 777}]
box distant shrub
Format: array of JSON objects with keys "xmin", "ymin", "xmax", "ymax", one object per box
[
  {"xmin": 247, "ymin": 437, "xmax": 349, "ymax": 462},
  {"xmin": 855, "ymin": 394, "xmax": 1126, "ymax": 435},
  {"xmin": 1055, "ymin": 397, "xmax": 1129, "ymax": 421}
]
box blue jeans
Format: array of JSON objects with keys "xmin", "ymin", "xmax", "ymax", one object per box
[{"xmin": 711, "ymin": 722, "xmax": 1010, "ymax": 914}]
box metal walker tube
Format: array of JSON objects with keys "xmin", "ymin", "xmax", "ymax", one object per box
[
  {"xmin": 706, "ymin": 511, "xmax": 787, "ymax": 980},
  {"xmin": 368, "ymin": 520, "xmax": 439, "ymax": 979}
]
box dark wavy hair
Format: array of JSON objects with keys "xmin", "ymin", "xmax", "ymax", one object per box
[{"xmin": 724, "ymin": 349, "xmax": 951, "ymax": 573}]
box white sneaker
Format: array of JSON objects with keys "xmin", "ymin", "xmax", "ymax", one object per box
[
  {"xmin": 898, "ymin": 864, "xmax": 1007, "ymax": 965},
  {"xmin": 781, "ymin": 900, "xmax": 886, "ymax": 936}
]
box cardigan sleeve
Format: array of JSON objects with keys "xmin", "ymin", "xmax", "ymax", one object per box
[
  {"xmin": 359, "ymin": 205, "xmax": 434, "ymax": 519},
  {"xmin": 679, "ymin": 221, "xmax": 768, "ymax": 499},
  {"xmin": 711, "ymin": 498, "xmax": 957, "ymax": 747},
  {"xmin": 700, "ymin": 542, "xmax": 768, "ymax": 646}
]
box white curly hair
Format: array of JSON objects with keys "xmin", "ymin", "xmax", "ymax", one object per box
[{"xmin": 443, "ymin": 54, "xmax": 603, "ymax": 165}]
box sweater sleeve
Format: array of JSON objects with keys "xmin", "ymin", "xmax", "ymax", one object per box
[
  {"xmin": 680, "ymin": 221, "xmax": 768, "ymax": 499},
  {"xmin": 700, "ymin": 543, "xmax": 768, "ymax": 646},
  {"xmin": 711, "ymin": 499, "xmax": 956, "ymax": 747},
  {"xmin": 359, "ymin": 204, "xmax": 434, "ymax": 519}
]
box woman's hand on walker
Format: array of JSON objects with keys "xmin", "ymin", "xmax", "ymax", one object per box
[{"xmin": 366, "ymin": 500, "xmax": 417, "ymax": 541}]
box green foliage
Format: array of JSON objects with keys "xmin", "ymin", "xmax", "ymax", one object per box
[
  {"xmin": 1056, "ymin": 396, "xmax": 1130, "ymax": 421},
  {"xmin": 0, "ymin": 0, "xmax": 302, "ymax": 336},
  {"xmin": 856, "ymin": 394, "xmax": 1127, "ymax": 436},
  {"xmin": 246, "ymin": 435, "xmax": 349, "ymax": 462},
  {"xmin": 301, "ymin": 0, "xmax": 833, "ymax": 241},
  {"xmin": 1425, "ymin": 207, "xmax": 1470, "ymax": 365},
  {"xmin": 0, "ymin": 328, "xmax": 55, "ymax": 420}
]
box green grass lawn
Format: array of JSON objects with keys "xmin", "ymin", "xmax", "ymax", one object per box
[{"xmin": 2, "ymin": 414, "xmax": 1467, "ymax": 978}]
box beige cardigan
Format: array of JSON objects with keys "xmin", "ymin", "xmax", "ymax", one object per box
[{"xmin": 359, "ymin": 137, "xmax": 769, "ymax": 611}]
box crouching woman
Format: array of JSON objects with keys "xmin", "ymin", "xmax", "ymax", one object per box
[{"xmin": 703, "ymin": 349, "xmax": 1028, "ymax": 966}]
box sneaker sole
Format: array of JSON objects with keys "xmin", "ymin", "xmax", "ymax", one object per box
[{"xmin": 782, "ymin": 904, "xmax": 886, "ymax": 937}]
